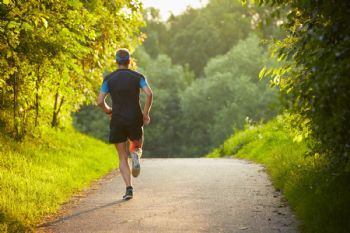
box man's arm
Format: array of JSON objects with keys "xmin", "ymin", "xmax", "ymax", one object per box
[
  {"xmin": 96, "ymin": 92, "xmax": 112, "ymax": 114},
  {"xmin": 142, "ymin": 86, "xmax": 153, "ymax": 126}
]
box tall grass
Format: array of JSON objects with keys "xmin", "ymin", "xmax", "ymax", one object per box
[
  {"xmin": 0, "ymin": 127, "xmax": 118, "ymax": 232},
  {"xmin": 208, "ymin": 116, "xmax": 350, "ymax": 233}
]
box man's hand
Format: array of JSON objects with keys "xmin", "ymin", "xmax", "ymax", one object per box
[
  {"xmin": 143, "ymin": 114, "xmax": 150, "ymax": 126},
  {"xmin": 97, "ymin": 92, "xmax": 113, "ymax": 119},
  {"xmin": 141, "ymin": 86, "xmax": 153, "ymax": 126},
  {"xmin": 105, "ymin": 107, "xmax": 112, "ymax": 121},
  {"xmin": 107, "ymin": 112, "xmax": 112, "ymax": 121}
]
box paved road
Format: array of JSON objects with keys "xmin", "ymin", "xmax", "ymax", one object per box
[{"xmin": 38, "ymin": 158, "xmax": 298, "ymax": 233}]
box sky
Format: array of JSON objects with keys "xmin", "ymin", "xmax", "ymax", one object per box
[{"xmin": 140, "ymin": 0, "xmax": 209, "ymax": 21}]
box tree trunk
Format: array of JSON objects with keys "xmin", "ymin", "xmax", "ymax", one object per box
[
  {"xmin": 13, "ymin": 73, "xmax": 19, "ymax": 138},
  {"xmin": 51, "ymin": 91, "xmax": 59, "ymax": 127},
  {"xmin": 51, "ymin": 90, "xmax": 65, "ymax": 128},
  {"xmin": 35, "ymin": 66, "xmax": 41, "ymax": 127},
  {"xmin": 0, "ymin": 87, "xmax": 4, "ymax": 109}
]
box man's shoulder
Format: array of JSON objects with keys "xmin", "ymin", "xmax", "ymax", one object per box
[
  {"xmin": 103, "ymin": 69, "xmax": 145, "ymax": 83},
  {"xmin": 103, "ymin": 70, "xmax": 119, "ymax": 82},
  {"xmin": 124, "ymin": 69, "xmax": 145, "ymax": 79}
]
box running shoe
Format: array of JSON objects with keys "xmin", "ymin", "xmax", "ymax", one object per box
[
  {"xmin": 123, "ymin": 186, "xmax": 133, "ymax": 200},
  {"xmin": 131, "ymin": 150, "xmax": 141, "ymax": 177}
]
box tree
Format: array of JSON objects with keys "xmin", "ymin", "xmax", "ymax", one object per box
[
  {"xmin": 179, "ymin": 34, "xmax": 279, "ymax": 156},
  {"xmin": 134, "ymin": 48, "xmax": 193, "ymax": 157},
  {"xmin": 0, "ymin": 0, "xmax": 144, "ymax": 139},
  {"xmin": 256, "ymin": 0, "xmax": 350, "ymax": 168},
  {"xmin": 141, "ymin": 7, "xmax": 168, "ymax": 58},
  {"xmin": 141, "ymin": 0, "xmax": 253, "ymax": 76}
]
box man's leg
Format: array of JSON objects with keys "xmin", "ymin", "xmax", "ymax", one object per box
[
  {"xmin": 129, "ymin": 138, "xmax": 143, "ymax": 154},
  {"xmin": 129, "ymin": 125, "xmax": 144, "ymax": 154},
  {"xmin": 129, "ymin": 134, "xmax": 143, "ymax": 178},
  {"xmin": 115, "ymin": 142, "xmax": 132, "ymax": 188},
  {"xmin": 110, "ymin": 123, "xmax": 133, "ymax": 200}
]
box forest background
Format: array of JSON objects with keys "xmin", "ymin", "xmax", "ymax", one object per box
[
  {"xmin": 74, "ymin": 0, "xmax": 282, "ymax": 157},
  {"xmin": 1, "ymin": 0, "xmax": 349, "ymax": 232}
]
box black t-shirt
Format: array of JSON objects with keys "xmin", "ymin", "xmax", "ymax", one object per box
[{"xmin": 101, "ymin": 69, "xmax": 148, "ymax": 126}]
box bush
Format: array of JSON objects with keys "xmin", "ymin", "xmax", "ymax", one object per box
[{"xmin": 208, "ymin": 115, "xmax": 350, "ymax": 233}]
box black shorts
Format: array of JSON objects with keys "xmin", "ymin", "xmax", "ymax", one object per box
[{"xmin": 109, "ymin": 121, "xmax": 143, "ymax": 144}]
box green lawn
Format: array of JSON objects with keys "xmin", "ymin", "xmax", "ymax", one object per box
[
  {"xmin": 208, "ymin": 116, "xmax": 350, "ymax": 233},
  {"xmin": 0, "ymin": 127, "xmax": 118, "ymax": 232}
]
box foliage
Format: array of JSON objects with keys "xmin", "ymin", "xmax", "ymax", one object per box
[
  {"xmin": 0, "ymin": 127, "xmax": 117, "ymax": 232},
  {"xmin": 142, "ymin": 0, "xmax": 253, "ymax": 76},
  {"xmin": 134, "ymin": 48, "xmax": 193, "ymax": 157},
  {"xmin": 208, "ymin": 115, "xmax": 350, "ymax": 233},
  {"xmin": 73, "ymin": 104, "xmax": 110, "ymax": 141},
  {"xmin": 141, "ymin": 0, "xmax": 286, "ymax": 77},
  {"xmin": 255, "ymin": 0, "xmax": 350, "ymax": 169},
  {"xmin": 180, "ymin": 34, "xmax": 279, "ymax": 155},
  {"xmin": 0, "ymin": 0, "xmax": 144, "ymax": 139},
  {"xmin": 73, "ymin": 2, "xmax": 281, "ymax": 157},
  {"xmin": 140, "ymin": 8, "xmax": 168, "ymax": 59},
  {"xmin": 74, "ymin": 35, "xmax": 279, "ymax": 157}
]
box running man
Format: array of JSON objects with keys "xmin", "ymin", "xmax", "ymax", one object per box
[{"xmin": 96, "ymin": 48, "xmax": 153, "ymax": 200}]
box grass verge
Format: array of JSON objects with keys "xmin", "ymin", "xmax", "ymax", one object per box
[
  {"xmin": 208, "ymin": 116, "xmax": 350, "ymax": 233},
  {"xmin": 0, "ymin": 127, "xmax": 117, "ymax": 232}
]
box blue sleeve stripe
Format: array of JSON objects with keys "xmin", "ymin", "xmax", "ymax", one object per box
[
  {"xmin": 100, "ymin": 81, "xmax": 109, "ymax": 93},
  {"xmin": 139, "ymin": 77, "xmax": 148, "ymax": 88}
]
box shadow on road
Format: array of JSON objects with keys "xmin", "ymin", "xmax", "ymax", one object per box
[{"xmin": 38, "ymin": 199, "xmax": 126, "ymax": 228}]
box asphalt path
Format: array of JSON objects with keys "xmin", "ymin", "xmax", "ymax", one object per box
[{"xmin": 38, "ymin": 158, "xmax": 298, "ymax": 233}]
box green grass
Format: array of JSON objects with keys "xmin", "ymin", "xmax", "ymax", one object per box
[
  {"xmin": 208, "ymin": 116, "xmax": 350, "ymax": 233},
  {"xmin": 0, "ymin": 127, "xmax": 118, "ymax": 232}
]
